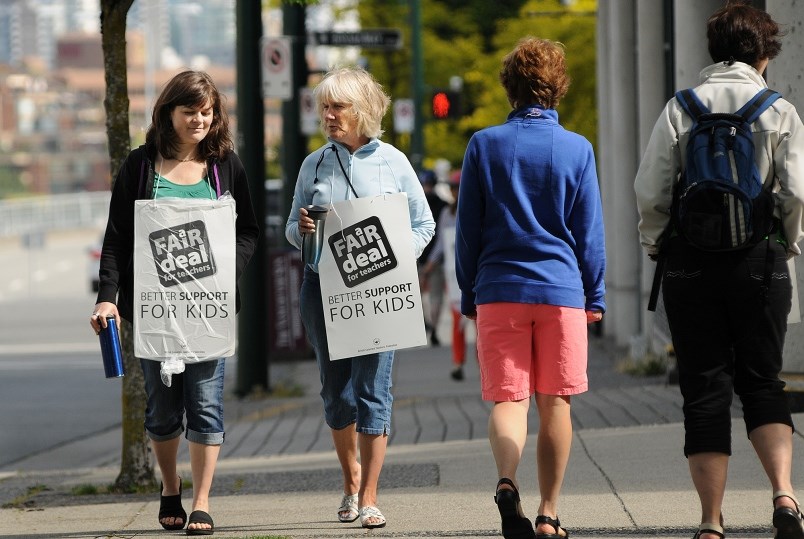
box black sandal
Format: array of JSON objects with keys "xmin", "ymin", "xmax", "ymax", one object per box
[
  {"xmin": 535, "ymin": 514, "xmax": 569, "ymax": 539},
  {"xmin": 691, "ymin": 522, "xmax": 724, "ymax": 539},
  {"xmin": 158, "ymin": 477, "xmax": 186, "ymax": 531},
  {"xmin": 494, "ymin": 478, "xmax": 536, "ymax": 539},
  {"xmin": 186, "ymin": 509, "xmax": 214, "ymax": 536},
  {"xmin": 773, "ymin": 490, "xmax": 804, "ymax": 539}
]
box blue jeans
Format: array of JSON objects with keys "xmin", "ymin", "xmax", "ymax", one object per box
[
  {"xmin": 300, "ymin": 269, "xmax": 394, "ymax": 435},
  {"xmin": 140, "ymin": 358, "xmax": 225, "ymax": 445}
]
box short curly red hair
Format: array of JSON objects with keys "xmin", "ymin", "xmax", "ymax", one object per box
[{"xmin": 499, "ymin": 37, "xmax": 570, "ymax": 110}]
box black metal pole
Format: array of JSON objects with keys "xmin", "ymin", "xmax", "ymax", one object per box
[
  {"xmin": 235, "ymin": 0, "xmax": 268, "ymax": 396},
  {"xmin": 281, "ymin": 3, "xmax": 309, "ymax": 214},
  {"xmin": 410, "ymin": 0, "xmax": 424, "ymax": 171}
]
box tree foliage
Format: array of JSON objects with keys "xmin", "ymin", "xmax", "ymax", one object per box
[
  {"xmin": 99, "ymin": 0, "xmax": 156, "ymax": 492},
  {"xmin": 354, "ymin": 0, "xmax": 596, "ymax": 170}
]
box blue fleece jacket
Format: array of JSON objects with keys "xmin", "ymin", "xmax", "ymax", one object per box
[{"xmin": 455, "ymin": 106, "xmax": 606, "ymax": 316}]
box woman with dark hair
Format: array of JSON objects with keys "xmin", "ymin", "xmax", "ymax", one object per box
[
  {"xmin": 635, "ymin": 3, "xmax": 804, "ymax": 539},
  {"xmin": 456, "ymin": 37, "xmax": 605, "ymax": 539},
  {"xmin": 90, "ymin": 70, "xmax": 259, "ymax": 535}
]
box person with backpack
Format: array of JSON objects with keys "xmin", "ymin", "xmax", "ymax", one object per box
[{"xmin": 634, "ymin": 4, "xmax": 804, "ymax": 539}]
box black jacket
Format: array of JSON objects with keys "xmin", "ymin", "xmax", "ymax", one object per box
[{"xmin": 96, "ymin": 144, "xmax": 260, "ymax": 323}]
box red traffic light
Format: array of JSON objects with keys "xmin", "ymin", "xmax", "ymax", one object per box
[
  {"xmin": 431, "ymin": 89, "xmax": 462, "ymax": 120},
  {"xmin": 432, "ymin": 91, "xmax": 452, "ymax": 119}
]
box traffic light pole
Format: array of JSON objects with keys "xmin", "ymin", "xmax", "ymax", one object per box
[
  {"xmin": 410, "ymin": 0, "xmax": 424, "ymax": 171},
  {"xmin": 235, "ymin": 0, "xmax": 268, "ymax": 396},
  {"xmin": 282, "ymin": 4, "xmax": 308, "ymax": 215}
]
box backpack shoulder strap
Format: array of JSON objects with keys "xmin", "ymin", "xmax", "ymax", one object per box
[
  {"xmin": 736, "ymin": 88, "xmax": 781, "ymax": 123},
  {"xmin": 675, "ymin": 89, "xmax": 709, "ymax": 119}
]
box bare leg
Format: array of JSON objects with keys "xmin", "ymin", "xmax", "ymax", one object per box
[
  {"xmin": 186, "ymin": 441, "xmax": 221, "ymax": 533},
  {"xmin": 331, "ymin": 424, "xmax": 361, "ymax": 495},
  {"xmin": 358, "ymin": 432, "xmax": 389, "ymax": 526},
  {"xmin": 152, "ymin": 437, "xmax": 183, "ymax": 528},
  {"xmin": 489, "ymin": 399, "xmax": 530, "ymax": 488},
  {"xmin": 688, "ymin": 452, "xmax": 728, "ymax": 539},
  {"xmin": 534, "ymin": 393, "xmax": 572, "ymax": 537},
  {"xmin": 749, "ymin": 423, "xmax": 797, "ymax": 510}
]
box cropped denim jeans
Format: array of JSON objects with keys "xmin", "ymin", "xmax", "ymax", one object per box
[
  {"xmin": 140, "ymin": 357, "xmax": 225, "ymax": 446},
  {"xmin": 300, "ymin": 268, "xmax": 394, "ymax": 435}
]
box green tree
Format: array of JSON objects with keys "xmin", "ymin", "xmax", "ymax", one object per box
[
  {"xmin": 289, "ymin": 0, "xmax": 597, "ymax": 172},
  {"xmin": 100, "ymin": 0, "xmax": 156, "ymax": 492},
  {"xmin": 494, "ymin": 0, "xmax": 597, "ymax": 145},
  {"xmin": 355, "ymin": 0, "xmax": 487, "ymax": 167},
  {"xmin": 0, "ymin": 166, "xmax": 24, "ymax": 198}
]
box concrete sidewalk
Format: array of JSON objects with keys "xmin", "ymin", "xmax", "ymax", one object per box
[{"xmin": 1, "ymin": 337, "xmax": 802, "ymax": 538}]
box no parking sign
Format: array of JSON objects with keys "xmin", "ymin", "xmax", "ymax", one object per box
[
  {"xmin": 393, "ymin": 98, "xmax": 414, "ymax": 134},
  {"xmin": 261, "ymin": 36, "xmax": 292, "ymax": 100}
]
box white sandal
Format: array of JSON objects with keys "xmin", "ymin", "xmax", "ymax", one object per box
[
  {"xmin": 359, "ymin": 505, "xmax": 386, "ymax": 529},
  {"xmin": 337, "ymin": 493, "xmax": 359, "ymax": 523}
]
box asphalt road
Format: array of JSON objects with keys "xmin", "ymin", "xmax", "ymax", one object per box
[{"xmin": 0, "ymin": 228, "xmax": 123, "ymax": 470}]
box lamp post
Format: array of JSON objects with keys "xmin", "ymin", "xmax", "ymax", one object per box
[{"xmin": 410, "ymin": 0, "xmax": 424, "ymax": 171}]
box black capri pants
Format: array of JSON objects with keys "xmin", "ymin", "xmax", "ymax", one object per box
[{"xmin": 662, "ymin": 236, "xmax": 794, "ymax": 457}]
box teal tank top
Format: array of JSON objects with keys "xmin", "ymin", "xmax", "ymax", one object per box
[{"xmin": 152, "ymin": 174, "xmax": 215, "ymax": 200}]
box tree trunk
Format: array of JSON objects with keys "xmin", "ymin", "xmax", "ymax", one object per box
[{"xmin": 100, "ymin": 0, "xmax": 156, "ymax": 492}]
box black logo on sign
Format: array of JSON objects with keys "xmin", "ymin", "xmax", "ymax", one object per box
[
  {"xmin": 149, "ymin": 221, "xmax": 216, "ymax": 287},
  {"xmin": 329, "ymin": 216, "xmax": 396, "ymax": 288}
]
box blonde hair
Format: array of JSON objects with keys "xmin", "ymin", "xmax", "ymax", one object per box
[{"xmin": 313, "ymin": 66, "xmax": 391, "ymax": 139}]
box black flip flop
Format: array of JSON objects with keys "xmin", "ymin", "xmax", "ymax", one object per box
[
  {"xmin": 186, "ymin": 510, "xmax": 214, "ymax": 536},
  {"xmin": 158, "ymin": 479, "xmax": 186, "ymax": 531},
  {"xmin": 535, "ymin": 514, "xmax": 569, "ymax": 539}
]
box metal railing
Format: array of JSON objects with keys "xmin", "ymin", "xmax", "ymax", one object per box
[{"xmin": 0, "ymin": 192, "xmax": 111, "ymax": 237}]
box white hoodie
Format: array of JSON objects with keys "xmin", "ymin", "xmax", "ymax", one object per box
[{"xmin": 634, "ymin": 61, "xmax": 804, "ymax": 257}]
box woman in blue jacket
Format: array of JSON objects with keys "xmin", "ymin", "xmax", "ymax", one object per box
[{"xmin": 456, "ymin": 38, "xmax": 605, "ymax": 539}]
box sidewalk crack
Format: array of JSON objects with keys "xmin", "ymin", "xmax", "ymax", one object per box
[{"xmin": 575, "ymin": 430, "xmax": 637, "ymax": 528}]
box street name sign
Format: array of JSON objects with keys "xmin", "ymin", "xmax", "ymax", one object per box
[{"xmin": 312, "ymin": 29, "xmax": 402, "ymax": 50}]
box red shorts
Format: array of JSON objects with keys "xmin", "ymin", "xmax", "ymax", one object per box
[{"xmin": 476, "ymin": 302, "xmax": 589, "ymax": 401}]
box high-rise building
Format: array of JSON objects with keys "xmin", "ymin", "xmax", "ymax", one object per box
[{"xmin": 0, "ymin": 0, "xmax": 236, "ymax": 70}]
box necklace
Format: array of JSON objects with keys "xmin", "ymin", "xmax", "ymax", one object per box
[{"xmin": 176, "ymin": 155, "xmax": 196, "ymax": 163}]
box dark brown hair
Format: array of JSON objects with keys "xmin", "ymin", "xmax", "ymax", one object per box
[
  {"xmin": 499, "ymin": 37, "xmax": 570, "ymax": 110},
  {"xmin": 145, "ymin": 70, "xmax": 233, "ymax": 161},
  {"xmin": 707, "ymin": 1, "xmax": 784, "ymax": 65}
]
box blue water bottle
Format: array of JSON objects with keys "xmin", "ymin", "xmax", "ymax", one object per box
[{"xmin": 99, "ymin": 315, "xmax": 125, "ymax": 378}]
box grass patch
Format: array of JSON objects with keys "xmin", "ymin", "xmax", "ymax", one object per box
[
  {"xmin": 2, "ymin": 484, "xmax": 49, "ymax": 509},
  {"xmin": 232, "ymin": 477, "xmax": 245, "ymax": 493},
  {"xmin": 235, "ymin": 381, "xmax": 305, "ymax": 400},
  {"xmin": 71, "ymin": 484, "xmax": 101, "ymax": 496},
  {"xmin": 617, "ymin": 352, "xmax": 668, "ymax": 377},
  {"xmin": 269, "ymin": 381, "xmax": 305, "ymax": 398}
]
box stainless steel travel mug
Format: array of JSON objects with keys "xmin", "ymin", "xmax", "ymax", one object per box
[
  {"xmin": 301, "ymin": 205, "xmax": 329, "ymax": 265},
  {"xmin": 99, "ymin": 315, "xmax": 125, "ymax": 378}
]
